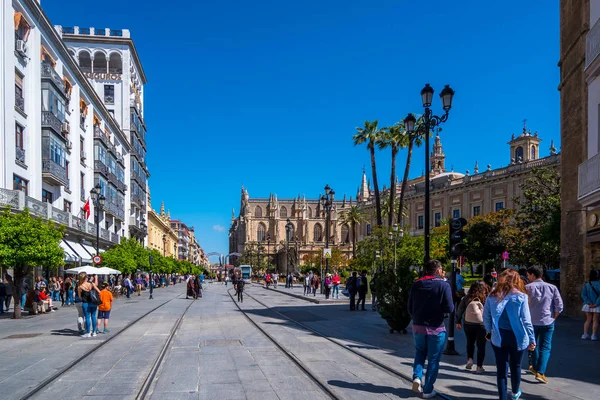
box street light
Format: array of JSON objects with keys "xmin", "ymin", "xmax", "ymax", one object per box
[
  {"xmin": 405, "ymin": 83, "xmax": 454, "ymax": 267},
  {"xmin": 320, "ymin": 184, "xmax": 335, "ymax": 293},
  {"xmin": 266, "ymin": 233, "xmax": 271, "ymax": 272},
  {"xmin": 89, "ymin": 183, "xmax": 106, "ymax": 256},
  {"xmin": 285, "ymin": 218, "xmax": 293, "ymax": 288}
]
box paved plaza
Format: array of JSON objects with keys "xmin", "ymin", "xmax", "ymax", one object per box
[{"xmin": 0, "ymin": 283, "xmax": 598, "ymax": 399}]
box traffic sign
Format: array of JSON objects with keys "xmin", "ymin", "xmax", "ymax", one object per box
[
  {"xmin": 323, "ymin": 248, "xmax": 332, "ymax": 259},
  {"xmin": 93, "ymin": 255, "xmax": 102, "ymax": 265},
  {"xmin": 502, "ymin": 251, "xmax": 509, "ymax": 261}
]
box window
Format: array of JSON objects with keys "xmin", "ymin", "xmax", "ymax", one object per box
[
  {"xmin": 42, "ymin": 189, "xmax": 53, "ymax": 204},
  {"xmin": 108, "ymin": 109, "xmax": 115, "ymax": 118},
  {"xmin": 93, "ymin": 52, "xmax": 107, "ymax": 73},
  {"xmin": 280, "ymin": 206, "xmax": 287, "ymax": 218},
  {"xmin": 80, "ymin": 172, "xmax": 85, "ymax": 200},
  {"xmin": 257, "ymin": 223, "xmax": 266, "ymax": 242},
  {"xmin": 515, "ymin": 146, "xmax": 524, "ymax": 162},
  {"xmin": 41, "ymin": 87, "xmax": 66, "ymax": 121},
  {"xmin": 453, "ymin": 209, "xmax": 460, "ymax": 218},
  {"xmin": 15, "ymin": 72, "xmax": 24, "ymax": 112},
  {"xmin": 341, "ymin": 224, "xmax": 350, "ymax": 244},
  {"xmin": 473, "ymin": 206, "xmax": 481, "ymax": 217},
  {"xmin": 418, "ymin": 215, "xmax": 424, "ymax": 230},
  {"xmin": 48, "ymin": 136, "xmax": 66, "ymax": 167},
  {"xmin": 79, "ymin": 51, "xmax": 91, "ymax": 73},
  {"xmin": 64, "ymin": 200, "xmax": 72, "ymax": 213},
  {"xmin": 15, "ymin": 123, "xmax": 24, "ymax": 149},
  {"xmin": 434, "ymin": 212, "xmax": 441, "ymax": 227},
  {"xmin": 255, "ymin": 206, "xmax": 262, "ymax": 218},
  {"xmin": 104, "ymin": 85, "xmax": 114, "ymax": 104},
  {"xmin": 531, "ymin": 145, "xmax": 536, "ymax": 160},
  {"xmin": 313, "ymin": 224, "xmax": 323, "ymax": 242},
  {"xmin": 495, "ymin": 202, "xmax": 504, "ymax": 212},
  {"xmin": 308, "ymin": 207, "xmax": 312, "ymax": 218},
  {"xmin": 13, "ymin": 174, "xmax": 28, "ymax": 195},
  {"xmin": 80, "ymin": 137, "xmax": 85, "ymax": 153},
  {"xmin": 66, "ymin": 160, "xmax": 70, "ymax": 180},
  {"xmin": 95, "ymin": 144, "xmax": 106, "ymax": 165}
]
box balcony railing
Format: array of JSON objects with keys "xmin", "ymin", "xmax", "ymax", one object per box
[
  {"xmin": 15, "ymin": 92, "xmax": 25, "ymax": 113},
  {"xmin": 94, "ymin": 160, "xmax": 109, "ymax": 176},
  {"xmin": 15, "ymin": 147, "xmax": 25, "ymax": 164},
  {"xmin": 579, "ymin": 152, "xmax": 600, "ymax": 200},
  {"xmin": 42, "ymin": 159, "xmax": 68, "ymax": 186},
  {"xmin": 41, "ymin": 111, "xmax": 63, "ymax": 136},
  {"xmin": 41, "ymin": 61, "xmax": 65, "ymax": 92},
  {"xmin": 587, "ymin": 18, "xmax": 600, "ymax": 69}
]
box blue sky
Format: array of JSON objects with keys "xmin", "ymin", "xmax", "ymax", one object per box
[{"xmin": 43, "ymin": 0, "xmax": 559, "ymax": 257}]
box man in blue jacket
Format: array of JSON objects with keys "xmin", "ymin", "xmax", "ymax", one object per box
[{"xmin": 408, "ymin": 260, "xmax": 454, "ymax": 399}]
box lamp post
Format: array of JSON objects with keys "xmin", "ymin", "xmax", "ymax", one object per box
[
  {"xmin": 148, "ymin": 255, "xmax": 154, "ymax": 299},
  {"xmin": 404, "ymin": 83, "xmax": 454, "ymax": 267},
  {"xmin": 89, "ymin": 184, "xmax": 106, "ymax": 256},
  {"xmin": 285, "ymin": 219, "xmax": 293, "ymax": 288},
  {"xmin": 320, "ymin": 184, "xmax": 334, "ymax": 293},
  {"xmin": 266, "ymin": 233, "xmax": 271, "ymax": 272},
  {"xmin": 140, "ymin": 215, "xmax": 147, "ymax": 245},
  {"xmin": 162, "ymin": 234, "xmax": 167, "ymax": 257}
]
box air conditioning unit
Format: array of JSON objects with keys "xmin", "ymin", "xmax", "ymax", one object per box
[
  {"xmin": 15, "ymin": 40, "xmax": 27, "ymax": 56},
  {"xmin": 80, "ymin": 151, "xmax": 87, "ymax": 160},
  {"xmin": 66, "ymin": 140, "xmax": 73, "ymax": 149},
  {"xmin": 62, "ymin": 122, "xmax": 70, "ymax": 134}
]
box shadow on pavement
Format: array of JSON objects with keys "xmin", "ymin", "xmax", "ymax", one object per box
[
  {"xmin": 50, "ymin": 328, "xmax": 81, "ymax": 336},
  {"xmin": 327, "ymin": 379, "xmax": 415, "ymax": 397}
]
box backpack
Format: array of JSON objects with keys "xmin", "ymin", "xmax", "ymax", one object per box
[
  {"xmin": 465, "ymin": 298, "xmax": 484, "ymax": 324},
  {"xmin": 347, "ymin": 277, "xmax": 356, "ymax": 292}
]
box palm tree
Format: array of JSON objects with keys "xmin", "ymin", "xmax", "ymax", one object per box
[
  {"xmin": 378, "ymin": 123, "xmax": 406, "ymax": 226},
  {"xmin": 339, "ymin": 205, "xmax": 366, "ymax": 258},
  {"xmin": 397, "ymin": 117, "xmax": 425, "ymax": 227},
  {"xmin": 353, "ymin": 120, "xmax": 385, "ymax": 226}
]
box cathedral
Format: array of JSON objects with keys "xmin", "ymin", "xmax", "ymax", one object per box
[{"xmin": 228, "ymin": 125, "xmax": 560, "ymax": 272}]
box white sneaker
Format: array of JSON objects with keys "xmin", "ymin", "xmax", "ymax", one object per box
[
  {"xmin": 465, "ymin": 360, "xmax": 473, "ymax": 370},
  {"xmin": 77, "ymin": 317, "xmax": 84, "ymax": 332},
  {"xmin": 423, "ymin": 390, "xmax": 437, "ymax": 399},
  {"xmin": 91, "ymin": 332, "xmax": 97, "ymax": 337},
  {"xmin": 412, "ymin": 377, "xmax": 422, "ymax": 394},
  {"xmin": 81, "ymin": 333, "xmax": 91, "ymax": 338},
  {"xmin": 592, "ymin": 335, "xmax": 599, "ymax": 341},
  {"xmin": 582, "ymin": 333, "xmax": 591, "ymax": 340}
]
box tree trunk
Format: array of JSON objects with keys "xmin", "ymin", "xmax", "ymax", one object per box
[
  {"xmin": 389, "ymin": 145, "xmax": 398, "ymax": 227},
  {"xmin": 370, "ymin": 143, "xmax": 382, "ymax": 226},
  {"xmin": 397, "ymin": 138, "xmax": 414, "ymax": 227},
  {"xmin": 12, "ymin": 266, "xmax": 25, "ymax": 319}
]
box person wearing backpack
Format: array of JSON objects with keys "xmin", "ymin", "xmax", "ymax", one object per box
[
  {"xmin": 237, "ymin": 278, "xmax": 245, "ymax": 302},
  {"xmin": 581, "ymin": 269, "xmax": 600, "ymax": 341},
  {"xmin": 347, "ymin": 272, "xmax": 358, "ymax": 311},
  {"xmin": 356, "ymin": 271, "xmax": 368, "ymax": 311},
  {"xmin": 456, "ymin": 280, "xmax": 489, "ymax": 373}
]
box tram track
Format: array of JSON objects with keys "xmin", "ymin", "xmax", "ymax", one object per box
[
  {"xmin": 236, "ymin": 288, "xmax": 454, "ymax": 400},
  {"xmin": 20, "ymin": 293, "xmax": 192, "ymax": 400}
]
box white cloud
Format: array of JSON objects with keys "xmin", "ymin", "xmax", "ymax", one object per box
[{"xmin": 212, "ymin": 225, "xmax": 226, "ymax": 232}]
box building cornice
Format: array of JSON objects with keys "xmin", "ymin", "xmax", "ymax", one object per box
[{"xmin": 22, "ymin": 0, "xmax": 130, "ymax": 150}]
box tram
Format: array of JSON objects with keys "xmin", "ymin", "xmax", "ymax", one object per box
[{"xmin": 240, "ymin": 265, "xmax": 252, "ymax": 280}]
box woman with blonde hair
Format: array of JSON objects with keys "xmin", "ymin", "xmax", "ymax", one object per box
[
  {"xmin": 483, "ymin": 269, "xmax": 536, "ymax": 400},
  {"xmin": 77, "ymin": 272, "xmax": 100, "ymax": 338}
]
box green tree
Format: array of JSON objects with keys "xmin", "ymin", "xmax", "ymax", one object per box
[
  {"xmin": 338, "ymin": 205, "xmax": 366, "ymax": 257},
  {"xmin": 465, "ymin": 214, "xmax": 505, "ymax": 274},
  {"xmin": 397, "ymin": 117, "xmax": 424, "ymax": 227},
  {"xmin": 378, "ymin": 122, "xmax": 406, "ymax": 226},
  {"xmin": 353, "ymin": 120, "xmax": 385, "ymax": 226},
  {"xmin": 0, "ymin": 209, "xmax": 65, "ymax": 319}
]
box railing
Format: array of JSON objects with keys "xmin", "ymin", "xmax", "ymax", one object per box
[
  {"xmin": 42, "ymin": 159, "xmax": 68, "ymax": 185},
  {"xmin": 41, "ymin": 61, "xmax": 65, "ymax": 92},
  {"xmin": 41, "ymin": 111, "xmax": 63, "ymax": 135},
  {"xmin": 587, "ymin": 18, "xmax": 600, "ymax": 69},
  {"xmin": 93, "ymin": 126, "xmax": 109, "ymax": 146},
  {"xmin": 80, "ymin": 66, "xmax": 92, "ymax": 73},
  {"xmin": 15, "ymin": 92, "xmax": 25, "ymax": 113},
  {"xmin": 62, "ymin": 27, "xmax": 75, "ymax": 34},
  {"xmin": 94, "ymin": 28, "xmax": 106, "ymax": 36},
  {"xmin": 15, "ymin": 147, "xmax": 25, "ymax": 164},
  {"xmin": 94, "ymin": 160, "xmax": 109, "ymax": 176},
  {"xmin": 110, "ymin": 29, "xmax": 123, "ymax": 37},
  {"xmin": 80, "ymin": 27, "xmax": 90, "ymax": 34},
  {"xmin": 579, "ymin": 152, "xmax": 600, "ymax": 200}
]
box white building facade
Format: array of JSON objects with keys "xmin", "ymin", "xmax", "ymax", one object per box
[{"xmin": 0, "ymin": 0, "xmax": 148, "ymax": 264}]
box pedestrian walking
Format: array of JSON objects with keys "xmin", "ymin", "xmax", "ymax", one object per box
[
  {"xmin": 0, "ymin": 279, "xmax": 7, "ymax": 314},
  {"xmin": 237, "ymin": 278, "xmax": 245, "ymax": 302},
  {"xmin": 97, "ymin": 282, "xmax": 113, "ymax": 334},
  {"xmin": 356, "ymin": 271, "xmax": 368, "ymax": 311},
  {"xmin": 581, "ymin": 269, "xmax": 600, "ymax": 340},
  {"xmin": 332, "ymin": 272, "xmax": 340, "ymax": 299},
  {"xmin": 273, "ymin": 273, "xmax": 278, "ymax": 288},
  {"xmin": 324, "ymin": 274, "xmax": 332, "ymax": 300},
  {"xmin": 454, "ymin": 268, "xmax": 466, "ymax": 304},
  {"xmin": 456, "ymin": 280, "xmax": 489, "ymax": 373},
  {"xmin": 483, "ymin": 269, "xmax": 536, "ymax": 400},
  {"xmin": 123, "ymin": 275, "xmax": 132, "ymax": 298},
  {"xmin": 347, "ymin": 272, "xmax": 358, "ymax": 311},
  {"xmin": 525, "ymin": 265, "xmax": 564, "ymax": 383},
  {"xmin": 4, "ymin": 273, "xmax": 14, "ymax": 313},
  {"xmin": 78, "ymin": 272, "xmax": 101, "ymax": 338},
  {"xmin": 135, "ymin": 275, "xmax": 143, "ymax": 296},
  {"xmin": 311, "ymin": 274, "xmax": 319, "ymax": 296},
  {"xmin": 304, "ymin": 273, "xmax": 311, "ymax": 295},
  {"xmin": 370, "ymin": 272, "xmax": 377, "ymax": 311},
  {"xmin": 407, "ymin": 260, "xmax": 454, "ymax": 399}
]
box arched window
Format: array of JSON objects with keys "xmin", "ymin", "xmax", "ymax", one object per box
[
  {"xmin": 79, "ymin": 51, "xmax": 91, "ymax": 73},
  {"xmin": 257, "ymin": 223, "xmax": 266, "ymax": 242},
  {"xmin": 341, "ymin": 224, "xmax": 350, "ymax": 244},
  {"xmin": 93, "ymin": 51, "xmax": 107, "ymax": 73},
  {"xmin": 109, "ymin": 53, "xmax": 122, "ymax": 74},
  {"xmin": 313, "ymin": 224, "xmax": 323, "ymax": 242},
  {"xmin": 530, "ymin": 145, "xmax": 536, "ymax": 160},
  {"xmin": 280, "ymin": 206, "xmax": 287, "ymax": 218},
  {"xmin": 308, "ymin": 207, "xmax": 312, "ymax": 218},
  {"xmin": 286, "ymin": 223, "xmax": 295, "ymax": 242},
  {"xmin": 68, "ymin": 49, "xmax": 75, "ymax": 57},
  {"xmin": 255, "ymin": 205, "xmax": 262, "ymax": 217},
  {"xmin": 515, "ymin": 146, "xmax": 524, "ymax": 162}
]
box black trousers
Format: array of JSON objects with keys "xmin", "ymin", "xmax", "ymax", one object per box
[
  {"xmin": 237, "ymin": 289, "xmax": 243, "ymax": 302},
  {"xmin": 464, "ymin": 323, "xmax": 487, "ymax": 367},
  {"xmin": 350, "ymin": 292, "xmax": 357, "ymax": 310},
  {"xmin": 357, "ymin": 292, "xmax": 366, "ymax": 310}
]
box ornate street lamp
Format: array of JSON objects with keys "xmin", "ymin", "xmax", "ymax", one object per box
[
  {"xmin": 90, "ymin": 183, "xmax": 105, "ymax": 255},
  {"xmin": 405, "ymin": 83, "xmax": 454, "ymax": 267},
  {"xmin": 285, "ymin": 219, "xmax": 293, "ymax": 288},
  {"xmin": 320, "ymin": 185, "xmax": 335, "ymax": 293}
]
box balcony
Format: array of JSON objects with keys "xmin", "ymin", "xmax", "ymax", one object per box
[
  {"xmin": 15, "ymin": 147, "xmax": 25, "ymax": 164},
  {"xmin": 42, "ymin": 159, "xmax": 68, "ymax": 186},
  {"xmin": 15, "ymin": 92, "xmax": 25, "ymax": 113},
  {"xmin": 579, "ymin": 152, "xmax": 600, "ymax": 206},
  {"xmin": 41, "ymin": 61, "xmax": 65, "ymax": 92},
  {"xmin": 41, "ymin": 111, "xmax": 64, "ymax": 137},
  {"xmin": 131, "ymin": 192, "xmax": 145, "ymax": 207},
  {"xmin": 94, "ymin": 160, "xmax": 109, "ymax": 177},
  {"xmin": 93, "ymin": 126, "xmax": 109, "ymax": 145}
]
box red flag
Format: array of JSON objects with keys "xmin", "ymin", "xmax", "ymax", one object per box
[{"xmin": 83, "ymin": 199, "xmax": 91, "ymax": 220}]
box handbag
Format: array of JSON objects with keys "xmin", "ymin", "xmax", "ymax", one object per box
[
  {"xmin": 341, "ymin": 289, "xmax": 350, "ymax": 297},
  {"xmin": 89, "ymin": 290, "xmax": 102, "ymax": 306}
]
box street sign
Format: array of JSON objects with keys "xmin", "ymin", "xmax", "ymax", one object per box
[
  {"xmin": 93, "ymin": 255, "xmax": 102, "ymax": 265},
  {"xmin": 502, "ymin": 251, "xmax": 509, "ymax": 261},
  {"xmin": 323, "ymin": 248, "xmax": 332, "ymax": 259}
]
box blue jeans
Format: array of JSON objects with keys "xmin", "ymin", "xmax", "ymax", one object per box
[
  {"xmin": 81, "ymin": 302, "xmax": 98, "ymax": 334},
  {"xmin": 413, "ymin": 331, "xmax": 446, "ymax": 394},
  {"xmin": 332, "ymin": 285, "xmax": 339, "ymax": 298},
  {"xmin": 66, "ymin": 290, "xmax": 74, "ymax": 305},
  {"xmin": 531, "ymin": 323, "xmax": 554, "ymax": 375},
  {"xmin": 21, "ymin": 293, "xmax": 27, "ymax": 308},
  {"xmin": 492, "ymin": 329, "xmax": 524, "ymax": 400}
]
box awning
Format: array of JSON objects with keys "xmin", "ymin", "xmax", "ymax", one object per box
[
  {"xmin": 40, "ymin": 45, "xmax": 56, "ymax": 67},
  {"xmin": 60, "ymin": 240, "xmax": 79, "ymax": 262},
  {"xmin": 81, "ymin": 243, "xmax": 105, "ymax": 257},
  {"xmin": 69, "ymin": 242, "xmax": 92, "ymax": 264}
]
